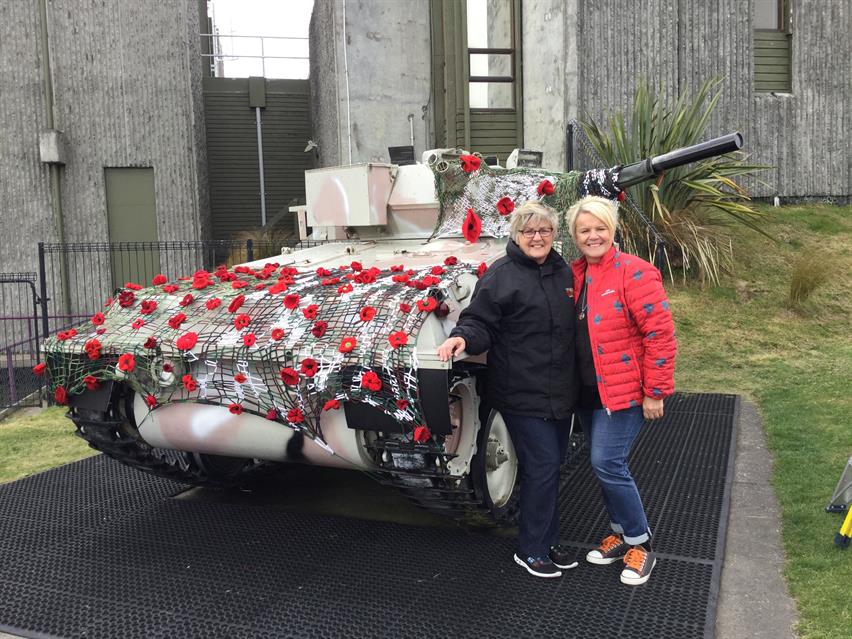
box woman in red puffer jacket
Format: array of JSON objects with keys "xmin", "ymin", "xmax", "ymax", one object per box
[{"xmin": 567, "ymin": 195, "xmax": 676, "ymax": 587}]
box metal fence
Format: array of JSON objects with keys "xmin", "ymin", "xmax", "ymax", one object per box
[
  {"xmin": 36, "ymin": 239, "xmax": 289, "ymax": 337},
  {"xmin": 0, "ymin": 273, "xmax": 42, "ymax": 409}
]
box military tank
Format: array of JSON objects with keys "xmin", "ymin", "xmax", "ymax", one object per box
[{"xmin": 39, "ymin": 133, "xmax": 742, "ymax": 526}]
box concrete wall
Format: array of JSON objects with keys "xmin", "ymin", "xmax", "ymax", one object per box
[
  {"xmin": 309, "ymin": 0, "xmax": 432, "ymax": 166},
  {"xmin": 521, "ymin": 0, "xmax": 577, "ymax": 171},
  {"xmin": 575, "ymin": 0, "xmax": 851, "ymax": 199},
  {"xmin": 0, "ymin": 0, "xmax": 210, "ymax": 278}
]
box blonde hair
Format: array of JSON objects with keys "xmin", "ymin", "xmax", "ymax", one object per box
[
  {"xmin": 509, "ymin": 201, "xmax": 559, "ymax": 238},
  {"xmin": 566, "ymin": 196, "xmax": 619, "ymax": 238}
]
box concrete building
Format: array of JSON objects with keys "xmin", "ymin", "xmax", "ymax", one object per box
[
  {"xmin": 0, "ymin": 0, "xmax": 210, "ymax": 279},
  {"xmin": 310, "ymin": 0, "xmax": 851, "ymax": 201}
]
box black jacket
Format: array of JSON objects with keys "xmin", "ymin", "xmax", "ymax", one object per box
[{"xmin": 450, "ymin": 240, "xmax": 578, "ymax": 419}]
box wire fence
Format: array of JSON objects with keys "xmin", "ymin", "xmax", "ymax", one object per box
[{"xmin": 0, "ymin": 273, "xmax": 42, "ymax": 409}]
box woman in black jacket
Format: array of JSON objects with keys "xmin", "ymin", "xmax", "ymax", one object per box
[{"xmin": 438, "ymin": 201, "xmax": 578, "ymax": 579}]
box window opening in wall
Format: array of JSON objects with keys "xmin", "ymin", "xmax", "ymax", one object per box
[
  {"xmin": 753, "ymin": 0, "xmax": 792, "ymax": 93},
  {"xmin": 467, "ymin": 0, "xmax": 515, "ymax": 109}
]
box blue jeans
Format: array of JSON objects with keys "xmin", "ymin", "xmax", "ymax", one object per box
[
  {"xmin": 502, "ymin": 414, "xmax": 572, "ymax": 558},
  {"xmin": 576, "ymin": 406, "xmax": 650, "ymax": 545}
]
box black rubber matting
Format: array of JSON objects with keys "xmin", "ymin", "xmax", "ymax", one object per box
[{"xmin": 0, "ymin": 392, "xmax": 738, "ymax": 639}]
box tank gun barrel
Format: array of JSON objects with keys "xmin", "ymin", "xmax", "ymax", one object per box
[{"xmin": 615, "ymin": 132, "xmax": 743, "ymax": 189}]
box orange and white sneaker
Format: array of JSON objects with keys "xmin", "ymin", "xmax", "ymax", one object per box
[
  {"xmin": 585, "ymin": 534, "xmax": 629, "ymax": 565},
  {"xmin": 620, "ymin": 546, "xmax": 657, "ymax": 585}
]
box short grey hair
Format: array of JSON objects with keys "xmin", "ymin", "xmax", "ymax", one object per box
[{"xmin": 509, "ymin": 201, "xmax": 560, "ymax": 238}]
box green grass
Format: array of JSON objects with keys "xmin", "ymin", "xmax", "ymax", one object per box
[
  {"xmin": 0, "ymin": 203, "xmax": 849, "ymax": 636},
  {"xmin": 670, "ymin": 203, "xmax": 852, "ymax": 639},
  {"xmin": 0, "ymin": 407, "xmax": 97, "ymax": 484}
]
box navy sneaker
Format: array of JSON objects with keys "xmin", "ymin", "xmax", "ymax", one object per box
[
  {"xmin": 549, "ymin": 544, "xmax": 579, "ymax": 570},
  {"xmin": 620, "ymin": 546, "xmax": 657, "ymax": 586},
  {"xmin": 513, "ymin": 553, "xmax": 562, "ymax": 578},
  {"xmin": 586, "ymin": 534, "xmax": 629, "ymax": 565}
]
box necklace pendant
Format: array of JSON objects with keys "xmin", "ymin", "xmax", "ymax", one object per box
[{"xmin": 578, "ymin": 312, "xmax": 585, "ymax": 320}]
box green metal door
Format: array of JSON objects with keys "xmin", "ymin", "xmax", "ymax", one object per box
[{"xmin": 104, "ymin": 167, "xmax": 160, "ymax": 288}]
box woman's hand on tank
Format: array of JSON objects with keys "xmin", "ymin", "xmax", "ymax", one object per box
[
  {"xmin": 643, "ymin": 396, "xmax": 664, "ymax": 420},
  {"xmin": 437, "ymin": 336, "xmax": 466, "ymax": 362}
]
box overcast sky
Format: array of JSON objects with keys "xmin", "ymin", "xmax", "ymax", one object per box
[{"xmin": 207, "ymin": 0, "xmax": 314, "ymax": 79}]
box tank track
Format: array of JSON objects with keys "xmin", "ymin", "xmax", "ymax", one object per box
[
  {"xmin": 68, "ymin": 407, "xmax": 267, "ymax": 489},
  {"xmin": 367, "ymin": 436, "xmax": 511, "ymax": 527},
  {"xmin": 368, "ymin": 431, "xmax": 587, "ymax": 528}
]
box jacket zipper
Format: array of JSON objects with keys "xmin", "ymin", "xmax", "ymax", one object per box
[{"xmin": 584, "ymin": 263, "xmax": 612, "ymax": 415}]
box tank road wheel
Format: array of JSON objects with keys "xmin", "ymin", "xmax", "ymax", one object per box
[{"xmin": 470, "ymin": 408, "xmax": 520, "ymax": 524}]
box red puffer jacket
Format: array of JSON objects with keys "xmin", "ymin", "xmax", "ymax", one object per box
[{"xmin": 572, "ymin": 245, "xmax": 676, "ymax": 412}]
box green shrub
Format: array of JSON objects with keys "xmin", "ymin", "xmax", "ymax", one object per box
[{"xmin": 788, "ymin": 253, "xmax": 829, "ymax": 306}]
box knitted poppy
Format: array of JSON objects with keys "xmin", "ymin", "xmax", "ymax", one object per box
[
  {"xmin": 477, "ymin": 262, "xmax": 488, "ymax": 278},
  {"xmin": 179, "ymin": 293, "xmax": 194, "ymax": 307},
  {"xmin": 91, "ymin": 312, "xmax": 105, "ymax": 326},
  {"xmin": 338, "ymin": 336, "xmax": 357, "ymax": 353},
  {"xmin": 268, "ymin": 281, "xmax": 288, "ymax": 295},
  {"xmin": 311, "ymin": 321, "xmax": 328, "ymax": 338},
  {"xmin": 143, "ymin": 336, "xmax": 157, "ymax": 349},
  {"xmin": 205, "ymin": 297, "xmax": 222, "ymax": 310},
  {"xmin": 537, "ymin": 179, "xmax": 555, "ymax": 196},
  {"xmin": 231, "ymin": 280, "xmax": 248, "ymax": 289},
  {"xmin": 413, "ymin": 425, "xmax": 432, "ymax": 442},
  {"xmin": 444, "ymin": 256, "xmax": 458, "ymax": 266},
  {"xmin": 144, "ymin": 394, "xmax": 157, "ymax": 409},
  {"xmin": 337, "ymin": 283, "xmax": 354, "ymax": 294},
  {"xmin": 322, "ymin": 399, "xmax": 340, "ymax": 411},
  {"xmin": 417, "ymin": 297, "xmax": 438, "ymax": 313},
  {"xmin": 496, "ymin": 196, "xmax": 515, "ymax": 215},
  {"xmin": 300, "ymin": 358, "xmax": 318, "ymax": 377},
  {"xmin": 32, "ymin": 363, "xmax": 46, "ymax": 377},
  {"xmin": 287, "ymin": 407, "xmax": 304, "ymax": 424},
  {"xmin": 399, "ymin": 303, "xmax": 411, "ymax": 314},
  {"xmin": 54, "ymin": 385, "xmax": 67, "ymax": 405},
  {"xmin": 228, "ymin": 403, "xmax": 243, "ymax": 415},
  {"xmin": 124, "ymin": 282, "xmax": 143, "ymax": 291},
  {"xmin": 182, "ymin": 374, "xmax": 198, "ymax": 392},
  {"xmin": 316, "ymin": 267, "xmax": 332, "ymax": 277},
  {"xmin": 168, "ymin": 313, "xmax": 187, "ymax": 329},
  {"xmin": 117, "ymin": 291, "xmax": 136, "ymax": 308},
  {"xmin": 117, "ymin": 353, "xmax": 136, "ymax": 373},
  {"xmin": 459, "ymin": 154, "xmax": 481, "ymax": 173},
  {"xmin": 84, "ymin": 338, "xmax": 101, "ymax": 360},
  {"xmin": 359, "ymin": 306, "xmax": 376, "ymax": 322},
  {"xmin": 82, "ymin": 375, "xmax": 99, "ymax": 391},
  {"xmin": 279, "ymin": 367, "xmax": 299, "ymax": 386},
  {"xmin": 388, "ymin": 331, "xmax": 408, "ymax": 348},
  {"xmin": 462, "ymin": 208, "xmax": 482, "ymax": 243},
  {"xmin": 151, "ymin": 274, "xmax": 167, "ymax": 285},
  {"xmin": 302, "ymin": 304, "xmax": 319, "ymax": 320},
  {"xmin": 234, "ymin": 373, "xmax": 247, "ymax": 384},
  {"xmin": 265, "ymin": 408, "xmax": 278, "ymax": 420},
  {"xmin": 350, "ymin": 261, "xmax": 363, "ymax": 271},
  {"xmin": 283, "ymin": 293, "xmax": 301, "ymax": 309},
  {"xmin": 131, "ymin": 319, "xmax": 145, "ymax": 330},
  {"xmin": 234, "ymin": 314, "xmax": 250, "ymax": 330},
  {"xmin": 242, "ymin": 333, "xmax": 256, "ymax": 347},
  {"xmin": 140, "ymin": 300, "xmax": 157, "ymax": 315},
  {"xmin": 396, "ymin": 399, "xmax": 409, "ymax": 411},
  {"xmin": 175, "ymin": 332, "xmax": 198, "ymax": 351},
  {"xmin": 390, "ymin": 264, "xmax": 405, "ymax": 272},
  {"xmin": 163, "ymin": 284, "xmax": 180, "ymax": 294},
  {"xmin": 228, "ymin": 294, "xmax": 245, "ymax": 313},
  {"xmin": 360, "ymin": 371, "xmax": 382, "ymax": 392},
  {"xmin": 270, "ymin": 328, "xmax": 285, "ymax": 341}
]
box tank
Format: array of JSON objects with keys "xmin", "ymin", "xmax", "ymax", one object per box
[{"xmin": 40, "ymin": 134, "xmax": 742, "ymax": 526}]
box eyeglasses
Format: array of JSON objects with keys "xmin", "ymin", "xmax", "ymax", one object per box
[{"xmin": 520, "ymin": 228, "xmax": 553, "ymax": 239}]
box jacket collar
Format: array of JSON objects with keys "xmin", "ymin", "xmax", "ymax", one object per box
[
  {"xmin": 507, "ymin": 239, "xmax": 563, "ymax": 271},
  {"xmin": 572, "ymin": 244, "xmax": 620, "ymax": 274}
]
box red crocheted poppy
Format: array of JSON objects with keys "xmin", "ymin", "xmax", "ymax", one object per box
[{"xmin": 279, "ymin": 367, "xmax": 299, "ymax": 386}]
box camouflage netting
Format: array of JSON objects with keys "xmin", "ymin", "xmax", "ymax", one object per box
[
  {"xmin": 40, "ymin": 156, "xmax": 623, "ymax": 450},
  {"xmin": 41, "ymin": 259, "xmax": 478, "ymax": 448},
  {"xmin": 429, "ymin": 156, "xmax": 622, "ymax": 261}
]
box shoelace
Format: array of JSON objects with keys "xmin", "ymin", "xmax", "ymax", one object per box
[
  {"xmin": 623, "ymin": 548, "xmax": 647, "ymax": 572},
  {"xmin": 599, "ymin": 535, "xmax": 624, "ymax": 553}
]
